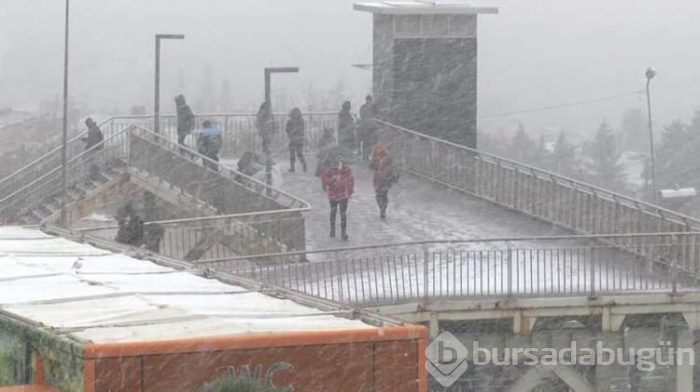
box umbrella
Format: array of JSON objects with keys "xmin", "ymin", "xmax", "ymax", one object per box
[{"xmin": 318, "ymin": 144, "xmax": 356, "ymax": 166}]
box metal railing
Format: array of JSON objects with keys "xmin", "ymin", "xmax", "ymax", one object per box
[
  {"xmin": 107, "ymin": 111, "xmax": 338, "ymax": 157},
  {"xmin": 126, "ymin": 125, "xmax": 309, "ymax": 210},
  {"xmin": 376, "ymin": 120, "xmax": 700, "ymax": 276},
  {"xmin": 198, "ymin": 233, "xmax": 700, "ymax": 306},
  {"xmin": 0, "ymin": 120, "xmax": 310, "ymax": 221},
  {"xmin": 0, "ymin": 117, "xmax": 131, "ymax": 201},
  {"xmin": 77, "ymin": 209, "xmax": 308, "ymax": 260},
  {"xmin": 0, "ymin": 127, "xmax": 131, "ymax": 223},
  {"xmin": 0, "ymin": 114, "xmax": 319, "ymax": 215}
]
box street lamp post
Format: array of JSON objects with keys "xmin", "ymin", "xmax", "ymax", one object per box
[
  {"xmin": 645, "ymin": 67, "xmax": 658, "ymax": 203},
  {"xmin": 59, "ymin": 0, "xmax": 70, "ymax": 227},
  {"xmin": 154, "ymin": 34, "xmax": 185, "ymax": 134},
  {"xmin": 263, "ymin": 67, "xmax": 300, "ymax": 195}
]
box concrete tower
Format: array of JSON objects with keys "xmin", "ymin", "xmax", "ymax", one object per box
[{"xmin": 354, "ymin": 1, "xmax": 498, "ymax": 148}]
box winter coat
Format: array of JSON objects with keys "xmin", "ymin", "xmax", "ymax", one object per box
[
  {"xmin": 116, "ymin": 214, "xmax": 144, "ymax": 246},
  {"xmin": 286, "ymin": 116, "xmax": 305, "ymax": 146},
  {"xmin": 370, "ymin": 145, "xmax": 399, "ymax": 192},
  {"xmin": 176, "ymin": 102, "xmax": 195, "ymax": 137},
  {"xmin": 84, "ymin": 123, "xmax": 104, "ymax": 151},
  {"xmin": 322, "ymin": 165, "xmax": 354, "ymax": 201},
  {"xmin": 358, "ymin": 102, "xmax": 377, "ymax": 137},
  {"xmin": 337, "ymin": 110, "xmax": 356, "ymax": 149},
  {"xmin": 197, "ymin": 125, "xmax": 223, "ymax": 157}
]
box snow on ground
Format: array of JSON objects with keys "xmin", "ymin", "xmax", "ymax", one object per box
[
  {"xmin": 235, "ymin": 154, "xmax": 573, "ymax": 252},
  {"xmin": 218, "ymin": 153, "xmax": 672, "ymax": 303}
]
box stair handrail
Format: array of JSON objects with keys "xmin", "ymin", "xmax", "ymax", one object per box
[
  {"xmin": 0, "ymin": 125, "xmax": 135, "ymax": 218},
  {"xmin": 376, "ymin": 119, "xmax": 700, "ymax": 229},
  {"xmin": 0, "ymin": 117, "xmax": 116, "ymax": 198},
  {"xmin": 127, "ymin": 125, "xmax": 310, "ymax": 209}
]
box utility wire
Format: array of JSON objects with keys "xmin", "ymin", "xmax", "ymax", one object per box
[{"xmin": 479, "ymin": 90, "xmax": 645, "ymax": 120}]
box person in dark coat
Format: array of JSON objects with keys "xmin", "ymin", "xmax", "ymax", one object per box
[
  {"xmin": 83, "ymin": 118, "xmax": 104, "ymax": 151},
  {"xmin": 321, "ymin": 162, "xmax": 354, "ymax": 241},
  {"xmin": 337, "ymin": 101, "xmax": 356, "ymax": 151},
  {"xmin": 256, "ymin": 102, "xmax": 276, "ymax": 155},
  {"xmin": 285, "ymin": 108, "xmax": 307, "ymax": 173},
  {"xmin": 358, "ymin": 95, "xmax": 377, "ymax": 162},
  {"xmin": 82, "ymin": 118, "xmax": 104, "ymax": 179},
  {"xmin": 115, "ymin": 202, "xmax": 144, "ymax": 247},
  {"xmin": 370, "ymin": 141, "xmax": 399, "ymax": 220},
  {"xmin": 197, "ymin": 120, "xmax": 223, "ymax": 171},
  {"xmin": 175, "ymin": 95, "xmax": 195, "ymax": 147}
]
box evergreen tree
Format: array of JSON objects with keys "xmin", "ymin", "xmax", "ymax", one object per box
[
  {"xmin": 587, "ymin": 121, "xmax": 628, "ymax": 193},
  {"xmin": 551, "ymin": 131, "xmax": 577, "ymax": 177},
  {"xmin": 508, "ymin": 122, "xmax": 535, "ymax": 164}
]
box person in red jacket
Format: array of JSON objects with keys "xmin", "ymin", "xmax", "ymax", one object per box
[
  {"xmin": 370, "ymin": 141, "xmax": 399, "ymax": 220},
  {"xmin": 322, "ymin": 163, "xmax": 354, "ymax": 241}
]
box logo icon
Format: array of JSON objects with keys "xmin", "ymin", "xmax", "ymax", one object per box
[{"xmin": 425, "ymin": 331, "xmax": 469, "ymax": 387}]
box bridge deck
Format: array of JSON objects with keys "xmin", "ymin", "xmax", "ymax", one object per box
[
  {"xmin": 248, "ymin": 155, "xmax": 572, "ymax": 251},
  {"xmin": 214, "ymin": 155, "xmax": 676, "ymax": 305}
]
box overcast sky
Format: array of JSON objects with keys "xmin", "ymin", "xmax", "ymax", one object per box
[{"xmin": 1, "ymin": 0, "xmax": 699, "ymax": 140}]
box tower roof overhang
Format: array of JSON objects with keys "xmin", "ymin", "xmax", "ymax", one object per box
[{"xmin": 354, "ymin": 1, "xmax": 499, "ymax": 15}]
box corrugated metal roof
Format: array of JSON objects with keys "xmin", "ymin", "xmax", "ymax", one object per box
[
  {"xmin": 354, "ymin": 1, "xmax": 499, "ymax": 15},
  {"xmin": 0, "ymin": 227, "xmax": 373, "ymax": 344}
]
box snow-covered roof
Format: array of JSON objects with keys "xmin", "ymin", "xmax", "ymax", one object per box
[
  {"xmin": 354, "ymin": 1, "xmax": 499, "ymax": 15},
  {"xmin": 0, "ymin": 227, "xmax": 373, "ymax": 344}
]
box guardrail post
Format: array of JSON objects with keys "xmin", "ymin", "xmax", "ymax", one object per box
[
  {"xmin": 672, "ymin": 240, "xmax": 679, "ymax": 295},
  {"xmin": 507, "ymin": 242, "xmax": 513, "ymax": 298},
  {"xmin": 423, "ymin": 244, "xmax": 430, "ymax": 300},
  {"xmin": 335, "ymin": 250, "xmax": 344, "ymax": 304},
  {"xmin": 589, "ymin": 240, "xmax": 596, "ymax": 297}
]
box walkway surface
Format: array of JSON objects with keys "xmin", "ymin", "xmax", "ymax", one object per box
[{"xmin": 225, "ymin": 154, "xmax": 571, "ymax": 252}]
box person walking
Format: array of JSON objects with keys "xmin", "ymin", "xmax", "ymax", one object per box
[
  {"xmin": 197, "ymin": 120, "xmax": 223, "ymax": 171},
  {"xmin": 358, "ymin": 95, "xmax": 377, "ymax": 162},
  {"xmin": 322, "ymin": 162, "xmax": 354, "ymax": 241},
  {"xmin": 83, "ymin": 117, "xmax": 104, "ymax": 151},
  {"xmin": 175, "ymin": 95, "xmax": 195, "ymax": 147},
  {"xmin": 337, "ymin": 101, "xmax": 356, "ymax": 152},
  {"xmin": 81, "ymin": 118, "xmax": 104, "ymax": 179},
  {"xmin": 256, "ymin": 102, "xmax": 276, "ymax": 155},
  {"xmin": 285, "ymin": 108, "xmax": 307, "ymax": 173},
  {"xmin": 370, "ymin": 141, "xmax": 399, "ymax": 220}
]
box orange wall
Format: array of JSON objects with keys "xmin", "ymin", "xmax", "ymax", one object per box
[{"xmin": 84, "ymin": 327, "xmax": 427, "ymax": 392}]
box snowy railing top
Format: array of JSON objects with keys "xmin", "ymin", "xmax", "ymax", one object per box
[{"xmin": 377, "ymin": 119, "xmax": 700, "ymax": 230}]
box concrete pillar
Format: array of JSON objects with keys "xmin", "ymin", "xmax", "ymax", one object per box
[
  {"xmin": 676, "ymin": 329, "xmax": 695, "ymax": 392},
  {"xmin": 601, "ymin": 306, "xmax": 625, "ymax": 332},
  {"xmin": 513, "ymin": 311, "xmax": 536, "ymax": 335},
  {"xmin": 429, "ymin": 313, "xmax": 440, "ymax": 340}
]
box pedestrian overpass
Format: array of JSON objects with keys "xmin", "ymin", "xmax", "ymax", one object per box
[{"xmin": 2, "ymin": 113, "xmax": 700, "ymax": 391}]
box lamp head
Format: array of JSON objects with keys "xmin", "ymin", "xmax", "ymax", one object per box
[{"xmin": 646, "ymin": 67, "xmax": 657, "ymax": 81}]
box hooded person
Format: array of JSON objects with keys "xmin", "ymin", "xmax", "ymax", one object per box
[
  {"xmin": 285, "ymin": 107, "xmax": 307, "ymax": 173},
  {"xmin": 321, "ymin": 162, "xmax": 354, "ymax": 241},
  {"xmin": 256, "ymin": 102, "xmax": 276, "ymax": 154},
  {"xmin": 81, "ymin": 118, "xmax": 104, "ymax": 179},
  {"xmin": 369, "ymin": 141, "xmax": 400, "ymax": 220},
  {"xmin": 337, "ymin": 101, "xmax": 356, "ymax": 151},
  {"xmin": 83, "ymin": 117, "xmax": 104, "ymax": 151},
  {"xmin": 175, "ymin": 95, "xmax": 195, "ymax": 146}
]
